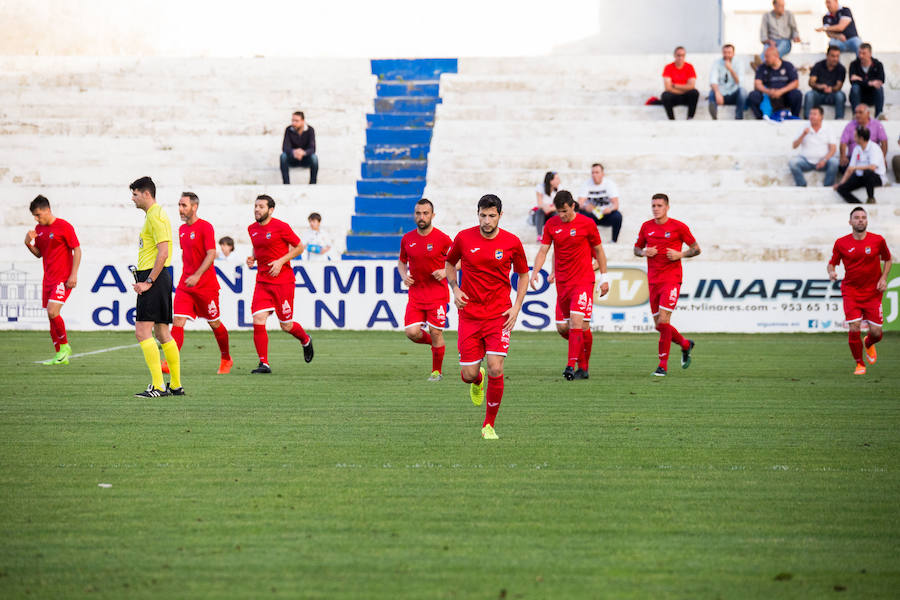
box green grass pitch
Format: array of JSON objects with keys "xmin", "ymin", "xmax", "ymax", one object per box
[{"xmin": 1, "ymin": 329, "xmax": 898, "ymax": 599}]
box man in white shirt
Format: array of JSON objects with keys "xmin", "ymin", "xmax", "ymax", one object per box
[
  {"xmin": 789, "ymin": 106, "xmax": 838, "ymax": 187},
  {"xmin": 577, "ymin": 163, "xmax": 622, "ymax": 242},
  {"xmin": 302, "ymin": 212, "xmax": 334, "ymax": 261},
  {"xmin": 834, "ymin": 126, "xmax": 886, "ymax": 204},
  {"xmin": 708, "ymin": 44, "xmax": 746, "ymax": 120}
]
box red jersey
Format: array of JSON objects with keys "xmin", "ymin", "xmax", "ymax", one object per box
[
  {"xmin": 34, "ymin": 218, "xmax": 80, "ymax": 285},
  {"xmin": 178, "ymin": 218, "xmax": 218, "ymax": 290},
  {"xmin": 446, "ymin": 226, "xmax": 528, "ymax": 320},
  {"xmin": 540, "ymin": 213, "xmax": 601, "ymax": 287},
  {"xmin": 400, "ymin": 227, "xmax": 452, "ymax": 307},
  {"xmin": 829, "ymin": 232, "xmax": 891, "ymax": 296},
  {"xmin": 663, "ymin": 62, "xmax": 697, "ymax": 85},
  {"xmin": 635, "ymin": 217, "xmax": 696, "ymax": 285},
  {"xmin": 248, "ymin": 218, "xmax": 301, "ymax": 285}
]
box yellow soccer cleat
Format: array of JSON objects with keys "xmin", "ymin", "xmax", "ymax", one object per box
[
  {"xmin": 865, "ymin": 344, "xmax": 877, "ymax": 365},
  {"xmin": 853, "ymin": 362, "xmax": 866, "ymax": 375},
  {"xmin": 481, "ymin": 424, "xmax": 499, "ymax": 440},
  {"xmin": 427, "ymin": 370, "xmax": 442, "ymax": 382},
  {"xmin": 42, "ymin": 343, "xmax": 72, "ymax": 366},
  {"xmin": 470, "ymin": 367, "xmax": 485, "ymax": 406}
]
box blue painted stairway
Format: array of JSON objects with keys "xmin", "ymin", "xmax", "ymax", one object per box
[{"xmin": 343, "ymin": 58, "xmax": 458, "ymax": 259}]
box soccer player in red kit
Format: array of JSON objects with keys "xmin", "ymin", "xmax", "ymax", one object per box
[
  {"xmin": 247, "ymin": 194, "xmax": 314, "ymax": 373},
  {"xmin": 398, "ymin": 198, "xmax": 453, "ymax": 381},
  {"xmin": 24, "ymin": 195, "xmax": 82, "ymax": 365},
  {"xmin": 530, "ymin": 191, "xmax": 609, "ymax": 380},
  {"xmin": 445, "ymin": 194, "xmax": 529, "ymax": 440},
  {"xmin": 170, "ymin": 192, "xmax": 232, "ymax": 374},
  {"xmin": 634, "ymin": 193, "xmax": 701, "ymax": 376},
  {"xmin": 827, "ymin": 207, "xmax": 893, "ymax": 375}
]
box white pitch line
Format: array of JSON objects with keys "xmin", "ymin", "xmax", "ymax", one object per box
[{"xmin": 32, "ymin": 343, "xmax": 140, "ymax": 364}]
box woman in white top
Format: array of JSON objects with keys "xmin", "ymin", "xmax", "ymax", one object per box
[
  {"xmin": 534, "ymin": 171, "xmax": 560, "ymax": 237},
  {"xmin": 834, "ymin": 126, "xmax": 886, "ymax": 204}
]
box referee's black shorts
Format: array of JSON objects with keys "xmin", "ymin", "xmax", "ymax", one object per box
[{"xmin": 135, "ymin": 267, "xmax": 173, "ymax": 324}]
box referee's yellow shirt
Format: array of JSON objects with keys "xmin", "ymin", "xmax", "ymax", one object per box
[{"xmin": 137, "ymin": 203, "xmax": 173, "ymax": 269}]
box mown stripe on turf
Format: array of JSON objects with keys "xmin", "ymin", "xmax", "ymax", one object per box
[{"xmin": 32, "ymin": 343, "xmax": 140, "ymax": 363}]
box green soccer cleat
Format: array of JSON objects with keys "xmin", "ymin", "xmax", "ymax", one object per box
[
  {"xmin": 470, "ymin": 367, "xmax": 485, "ymax": 406},
  {"xmin": 428, "ymin": 370, "xmax": 443, "ymax": 382},
  {"xmin": 481, "ymin": 424, "xmax": 499, "ymax": 440},
  {"xmin": 42, "ymin": 343, "xmax": 72, "ymax": 365},
  {"xmin": 681, "ymin": 340, "xmax": 695, "ymax": 369}
]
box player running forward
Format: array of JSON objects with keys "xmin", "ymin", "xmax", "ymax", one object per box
[
  {"xmin": 445, "ymin": 194, "xmax": 529, "ymax": 440},
  {"xmin": 247, "ymin": 194, "xmax": 313, "ymax": 373},
  {"xmin": 24, "ymin": 195, "xmax": 81, "ymax": 365},
  {"xmin": 130, "ymin": 176, "xmax": 183, "ymax": 397},
  {"xmin": 398, "ymin": 198, "xmax": 453, "ymax": 381},
  {"xmin": 634, "ymin": 193, "xmax": 701, "ymax": 377},
  {"xmin": 827, "ymin": 207, "xmax": 893, "ymax": 375},
  {"xmin": 530, "ymin": 190, "xmax": 609, "ymax": 380},
  {"xmin": 170, "ymin": 192, "xmax": 232, "ymax": 374}
]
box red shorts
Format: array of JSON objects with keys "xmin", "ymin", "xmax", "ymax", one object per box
[
  {"xmin": 405, "ymin": 303, "xmax": 448, "ymax": 330},
  {"xmin": 843, "ymin": 290, "xmax": 884, "ymax": 326},
  {"xmin": 251, "ymin": 280, "xmax": 295, "ymax": 322},
  {"xmin": 649, "ymin": 282, "xmax": 681, "ymax": 315},
  {"xmin": 457, "ymin": 315, "xmax": 510, "ymax": 365},
  {"xmin": 174, "ymin": 285, "xmax": 221, "ymax": 321},
  {"xmin": 554, "ymin": 282, "xmax": 594, "ymax": 323},
  {"xmin": 42, "ymin": 281, "xmax": 72, "ymax": 308}
]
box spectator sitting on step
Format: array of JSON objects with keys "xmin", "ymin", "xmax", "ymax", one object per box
[
  {"xmin": 217, "ymin": 236, "xmax": 235, "ymax": 260},
  {"xmin": 834, "ymin": 126, "xmax": 886, "ymax": 204},
  {"xmin": 789, "ymin": 106, "xmax": 838, "ymax": 187},
  {"xmin": 893, "ymin": 133, "xmax": 900, "ymax": 184},
  {"xmin": 848, "ymin": 43, "xmax": 886, "ymax": 119},
  {"xmin": 708, "ymin": 43, "xmax": 747, "ymax": 120},
  {"xmin": 839, "ymin": 103, "xmax": 887, "ymax": 173},
  {"xmin": 577, "ymin": 163, "xmax": 623, "ymax": 243},
  {"xmin": 302, "ymin": 212, "xmax": 333, "ymax": 262},
  {"xmin": 661, "ymin": 46, "xmax": 699, "ymax": 120},
  {"xmin": 760, "ymin": 0, "xmax": 802, "ymax": 60},
  {"xmin": 804, "ymin": 46, "xmax": 846, "ymax": 119},
  {"xmin": 280, "ymin": 111, "xmax": 318, "ymax": 185},
  {"xmin": 748, "ymin": 46, "xmax": 801, "ymax": 119},
  {"xmin": 815, "ymin": 0, "xmax": 862, "ymax": 56},
  {"xmin": 534, "ymin": 171, "xmax": 560, "ymax": 237}
]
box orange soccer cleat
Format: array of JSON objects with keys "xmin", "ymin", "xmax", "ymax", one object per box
[
  {"xmin": 161, "ymin": 360, "xmax": 170, "ymax": 374},
  {"xmin": 853, "ymin": 362, "xmax": 866, "ymax": 375},
  {"xmin": 217, "ymin": 357, "xmax": 233, "ymax": 375},
  {"xmin": 865, "ymin": 344, "xmax": 877, "ymax": 365}
]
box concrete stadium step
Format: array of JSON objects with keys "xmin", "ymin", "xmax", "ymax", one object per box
[
  {"xmin": 355, "ymin": 196, "xmax": 421, "ymax": 215},
  {"xmin": 351, "ymin": 215, "xmax": 415, "ymax": 234},
  {"xmin": 361, "ymin": 160, "xmax": 428, "ymax": 179},
  {"xmin": 366, "ymin": 113, "xmax": 435, "ymax": 128},
  {"xmin": 364, "ymin": 144, "xmax": 430, "ymax": 160}
]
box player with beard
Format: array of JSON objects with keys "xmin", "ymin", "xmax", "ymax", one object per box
[{"xmin": 398, "ymin": 199, "xmax": 453, "ymax": 381}]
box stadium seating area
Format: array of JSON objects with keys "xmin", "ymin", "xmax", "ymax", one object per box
[{"xmin": 1, "ymin": 53, "xmax": 898, "ymax": 265}]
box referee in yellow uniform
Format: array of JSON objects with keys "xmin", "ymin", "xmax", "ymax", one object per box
[{"xmin": 130, "ymin": 176, "xmax": 183, "ymax": 397}]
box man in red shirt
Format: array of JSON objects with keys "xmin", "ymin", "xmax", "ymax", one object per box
[
  {"xmin": 634, "ymin": 193, "xmax": 701, "ymax": 376},
  {"xmin": 398, "ymin": 199, "xmax": 453, "ymax": 381},
  {"xmin": 24, "ymin": 195, "xmax": 82, "ymax": 365},
  {"xmin": 170, "ymin": 192, "xmax": 232, "ymax": 374},
  {"xmin": 661, "ymin": 46, "xmax": 699, "ymax": 120},
  {"xmin": 827, "ymin": 207, "xmax": 893, "ymax": 375},
  {"xmin": 530, "ymin": 191, "xmax": 609, "ymax": 380},
  {"xmin": 446, "ymin": 194, "xmax": 529, "ymax": 440},
  {"xmin": 247, "ymin": 194, "xmax": 313, "ymax": 373}
]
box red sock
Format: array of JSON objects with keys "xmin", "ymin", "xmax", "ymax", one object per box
[
  {"xmin": 415, "ymin": 330, "xmax": 432, "ymax": 345},
  {"xmin": 483, "ymin": 375, "xmax": 504, "ymax": 427},
  {"xmin": 171, "ymin": 325, "xmax": 184, "ymax": 350},
  {"xmin": 431, "ymin": 345, "xmax": 445, "ymax": 373},
  {"xmin": 461, "ymin": 370, "xmax": 483, "ymax": 385},
  {"xmin": 848, "ymin": 331, "xmax": 863, "ymax": 363},
  {"xmin": 669, "ymin": 325, "xmax": 687, "ymax": 350},
  {"xmin": 48, "ymin": 319, "xmax": 60, "ymax": 352},
  {"xmin": 287, "ymin": 322, "xmax": 310, "ymax": 345},
  {"xmin": 657, "ymin": 323, "xmax": 673, "ymax": 369},
  {"xmin": 253, "ymin": 324, "xmax": 269, "ymax": 364},
  {"xmin": 579, "ymin": 329, "xmax": 593, "ymax": 370},
  {"xmin": 567, "ymin": 328, "xmax": 583, "ymax": 368},
  {"xmin": 212, "ymin": 324, "xmax": 230, "ymax": 359},
  {"xmin": 864, "ymin": 330, "xmax": 882, "ymax": 348},
  {"xmin": 50, "ymin": 315, "xmax": 67, "ymax": 345}
]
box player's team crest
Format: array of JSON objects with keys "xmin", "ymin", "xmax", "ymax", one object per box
[
  {"xmin": 664, "ymin": 231, "xmax": 671, "ymax": 238},
  {"xmin": 49, "ymin": 233, "xmax": 54, "ymax": 239},
  {"xmin": 266, "ymin": 232, "xmax": 272, "ymax": 239},
  {"xmin": 569, "ymin": 228, "xmax": 576, "ymax": 236},
  {"xmin": 281, "ymin": 300, "xmax": 291, "ymax": 317},
  {"xmin": 426, "ymin": 243, "xmax": 433, "ymax": 251},
  {"xmin": 55, "ymin": 282, "xmax": 65, "ymax": 295},
  {"xmin": 865, "ymin": 247, "xmax": 871, "ymax": 255},
  {"xmin": 190, "ymin": 232, "xmax": 196, "ymax": 240},
  {"xmin": 207, "ymin": 300, "xmax": 218, "ymax": 318},
  {"xmin": 436, "ymin": 305, "xmax": 445, "ymax": 318},
  {"xmin": 494, "ymin": 249, "xmax": 503, "ymax": 260}
]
